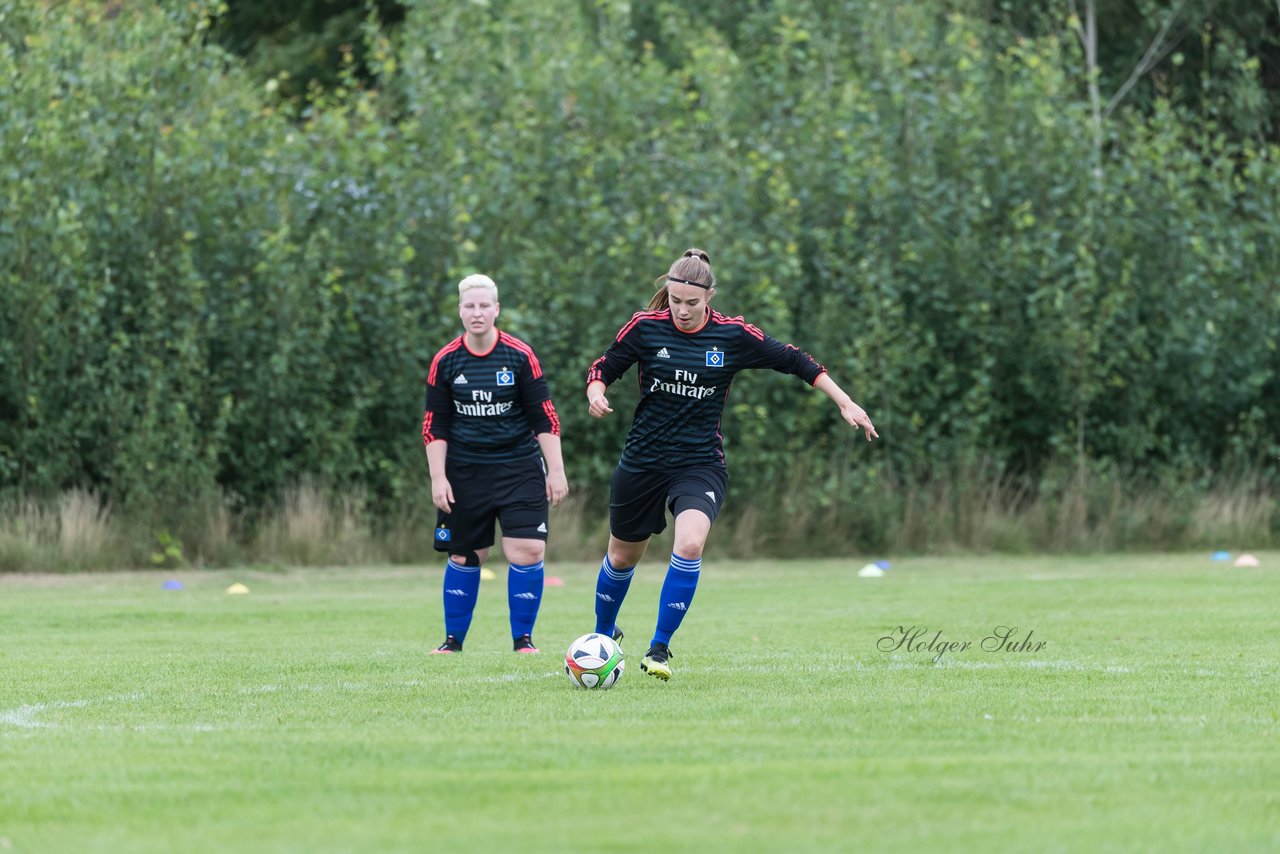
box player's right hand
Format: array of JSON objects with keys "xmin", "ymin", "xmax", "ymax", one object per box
[
  {"xmin": 588, "ymin": 394, "xmax": 613, "ymax": 418},
  {"xmin": 432, "ymin": 477, "xmax": 454, "ymax": 513}
]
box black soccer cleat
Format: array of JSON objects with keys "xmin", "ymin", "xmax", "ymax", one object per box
[
  {"xmin": 431, "ymin": 635, "xmax": 463, "ymax": 654},
  {"xmin": 612, "ymin": 626, "xmax": 624, "ymax": 644},
  {"xmin": 513, "ymin": 634, "xmax": 540, "ymax": 654},
  {"xmin": 640, "ymin": 642, "xmax": 672, "ymax": 681}
]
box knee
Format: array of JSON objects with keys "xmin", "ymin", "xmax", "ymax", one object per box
[
  {"xmin": 671, "ymin": 539, "xmax": 704, "ymax": 561},
  {"xmin": 607, "ymin": 546, "xmax": 643, "ymax": 569},
  {"xmin": 504, "ymin": 541, "xmax": 545, "ymax": 566}
]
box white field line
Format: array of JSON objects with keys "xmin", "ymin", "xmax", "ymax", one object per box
[
  {"xmin": 2, "ymin": 674, "xmax": 564, "ymax": 732},
  {"xmin": 477, "ymin": 671, "xmax": 565, "ymax": 683},
  {"xmin": 0, "ymin": 699, "xmax": 91, "ymax": 728},
  {"xmin": 705, "ymin": 658, "xmax": 1134, "ymax": 674},
  {"xmin": 935, "ymin": 659, "xmax": 1134, "ymax": 673},
  {"xmin": 0, "ymin": 693, "xmax": 145, "ymax": 729},
  {"xmin": 237, "ymin": 679, "xmax": 434, "ymax": 694},
  {"xmin": 875, "ymin": 655, "xmax": 1134, "ymax": 673}
]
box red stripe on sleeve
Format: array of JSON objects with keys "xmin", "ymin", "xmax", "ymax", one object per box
[
  {"xmin": 421, "ymin": 411, "xmax": 435, "ymax": 445},
  {"xmin": 587, "ymin": 354, "xmax": 607, "ymax": 386},
  {"xmin": 542, "ymin": 399, "xmax": 561, "ymax": 435}
]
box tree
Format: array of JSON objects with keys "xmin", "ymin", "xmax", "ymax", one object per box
[{"xmin": 214, "ymin": 0, "xmax": 406, "ymax": 101}]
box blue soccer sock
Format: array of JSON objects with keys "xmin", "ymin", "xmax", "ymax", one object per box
[
  {"xmin": 507, "ymin": 560, "xmax": 544, "ymax": 639},
  {"xmin": 442, "ymin": 561, "xmax": 482, "ymax": 644},
  {"xmin": 593, "ymin": 555, "xmax": 634, "ymax": 637},
  {"xmin": 653, "ymin": 553, "xmax": 701, "ymax": 646}
]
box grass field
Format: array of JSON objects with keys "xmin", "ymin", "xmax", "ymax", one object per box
[{"xmin": 2, "ymin": 554, "xmax": 1278, "ymax": 853}]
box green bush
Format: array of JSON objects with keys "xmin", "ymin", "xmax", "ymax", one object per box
[{"xmin": 0, "ymin": 0, "xmax": 1275, "ymax": 564}]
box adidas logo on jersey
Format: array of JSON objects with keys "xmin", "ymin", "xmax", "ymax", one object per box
[
  {"xmin": 665, "ymin": 601, "xmax": 688, "ymax": 611},
  {"xmin": 537, "ymin": 522, "xmax": 547, "ymax": 533},
  {"xmin": 513, "ymin": 592, "xmax": 538, "ymax": 600},
  {"xmin": 454, "ymin": 374, "xmax": 468, "ymax": 384},
  {"xmin": 705, "ymin": 491, "xmax": 716, "ymax": 502},
  {"xmin": 656, "ymin": 347, "xmax": 670, "ymax": 358}
]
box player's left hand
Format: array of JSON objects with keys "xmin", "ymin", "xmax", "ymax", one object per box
[
  {"xmin": 840, "ymin": 400, "xmax": 878, "ymax": 441},
  {"xmin": 546, "ymin": 470, "xmax": 569, "ymax": 507}
]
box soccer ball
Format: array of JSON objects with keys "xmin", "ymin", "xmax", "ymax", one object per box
[{"xmin": 564, "ymin": 633, "xmax": 625, "ymax": 690}]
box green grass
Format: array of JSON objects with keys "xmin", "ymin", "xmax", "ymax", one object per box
[{"xmin": 2, "ymin": 555, "xmax": 1278, "ymax": 853}]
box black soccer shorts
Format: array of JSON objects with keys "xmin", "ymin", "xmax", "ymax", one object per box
[
  {"xmin": 433, "ymin": 457, "xmax": 548, "ymax": 554},
  {"xmin": 608, "ymin": 463, "xmax": 728, "ymax": 542}
]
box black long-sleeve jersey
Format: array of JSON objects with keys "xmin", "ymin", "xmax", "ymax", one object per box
[
  {"xmin": 422, "ymin": 331, "xmax": 560, "ymax": 464},
  {"xmin": 587, "ymin": 308, "xmax": 826, "ymax": 471}
]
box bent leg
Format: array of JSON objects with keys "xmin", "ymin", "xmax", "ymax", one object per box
[
  {"xmin": 670, "ymin": 509, "xmax": 711, "ymax": 560},
  {"xmin": 607, "ymin": 535, "xmax": 649, "ymax": 568}
]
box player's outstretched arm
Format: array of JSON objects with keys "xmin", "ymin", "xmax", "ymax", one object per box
[
  {"xmin": 813, "ymin": 374, "xmax": 878, "ymax": 441},
  {"xmin": 586, "ymin": 380, "xmax": 614, "ymax": 419}
]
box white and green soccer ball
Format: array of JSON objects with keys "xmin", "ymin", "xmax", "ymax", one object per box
[{"xmin": 564, "ymin": 633, "xmax": 625, "ymax": 689}]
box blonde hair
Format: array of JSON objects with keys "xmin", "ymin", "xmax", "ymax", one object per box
[{"xmin": 457, "ymin": 274, "xmax": 498, "ymax": 301}]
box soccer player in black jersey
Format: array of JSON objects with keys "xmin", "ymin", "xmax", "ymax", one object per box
[
  {"xmin": 422, "ymin": 274, "xmax": 568, "ymax": 655},
  {"xmin": 586, "ymin": 248, "xmax": 877, "ymax": 680}
]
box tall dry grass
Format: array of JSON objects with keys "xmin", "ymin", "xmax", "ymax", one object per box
[
  {"xmin": 56, "ymin": 490, "xmax": 112, "ymax": 569},
  {"xmin": 0, "ymin": 469, "xmax": 1272, "ymax": 572},
  {"xmin": 253, "ymin": 480, "xmax": 382, "ymax": 566},
  {"xmin": 842, "ymin": 469, "xmax": 1270, "ymax": 555},
  {"xmin": 0, "ymin": 498, "xmax": 53, "ymax": 571},
  {"xmin": 0, "ymin": 490, "xmax": 112, "ymax": 571}
]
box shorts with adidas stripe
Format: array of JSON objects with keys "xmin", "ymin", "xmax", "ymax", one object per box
[
  {"xmin": 433, "ymin": 457, "xmax": 549, "ymax": 554},
  {"xmin": 608, "ymin": 463, "xmax": 728, "ymax": 542}
]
